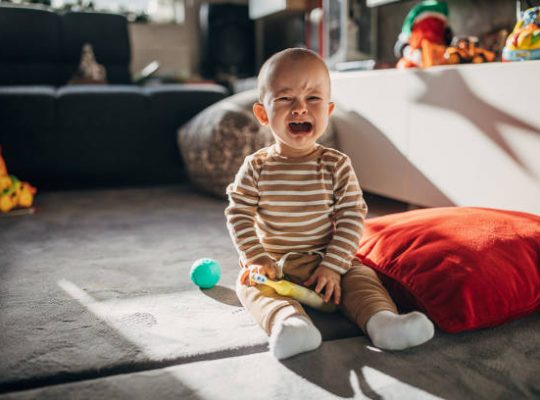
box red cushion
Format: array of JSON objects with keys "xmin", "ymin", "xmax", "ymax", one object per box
[{"xmin": 357, "ymin": 207, "xmax": 540, "ymax": 333}]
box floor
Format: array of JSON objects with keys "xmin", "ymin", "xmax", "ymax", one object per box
[{"xmin": 1, "ymin": 185, "xmax": 539, "ymax": 399}]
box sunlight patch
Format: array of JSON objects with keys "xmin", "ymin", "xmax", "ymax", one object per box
[{"xmin": 58, "ymin": 279, "xmax": 267, "ymax": 360}]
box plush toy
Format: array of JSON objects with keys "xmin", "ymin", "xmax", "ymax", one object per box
[
  {"xmin": 69, "ymin": 43, "xmax": 107, "ymax": 85},
  {"xmin": 502, "ymin": 6, "xmax": 540, "ymax": 61},
  {"xmin": 394, "ymin": 0, "xmax": 453, "ymax": 69},
  {"xmin": 0, "ymin": 147, "xmax": 37, "ymax": 213},
  {"xmin": 251, "ymin": 273, "xmax": 336, "ymax": 313}
]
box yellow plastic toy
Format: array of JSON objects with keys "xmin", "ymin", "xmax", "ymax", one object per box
[
  {"xmin": 0, "ymin": 147, "xmax": 37, "ymax": 213},
  {"xmin": 252, "ymin": 273, "xmax": 337, "ymax": 313},
  {"xmin": 502, "ymin": 6, "xmax": 540, "ymax": 61}
]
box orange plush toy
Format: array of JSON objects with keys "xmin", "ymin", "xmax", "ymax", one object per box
[
  {"xmin": 0, "ymin": 147, "xmax": 37, "ymax": 213},
  {"xmin": 394, "ymin": 1, "xmax": 453, "ymax": 68}
]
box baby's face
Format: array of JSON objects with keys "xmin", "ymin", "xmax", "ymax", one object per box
[{"xmin": 254, "ymin": 57, "xmax": 334, "ymax": 157}]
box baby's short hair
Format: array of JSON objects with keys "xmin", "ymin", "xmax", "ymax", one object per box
[{"xmin": 257, "ymin": 48, "xmax": 328, "ymax": 102}]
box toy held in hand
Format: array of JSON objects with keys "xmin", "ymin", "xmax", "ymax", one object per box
[
  {"xmin": 251, "ymin": 273, "xmax": 336, "ymax": 313},
  {"xmin": 190, "ymin": 258, "xmax": 221, "ymax": 289}
]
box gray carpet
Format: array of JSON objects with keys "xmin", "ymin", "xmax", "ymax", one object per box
[
  {"xmin": 1, "ymin": 185, "xmax": 539, "ymax": 399},
  {"xmin": 2, "ymin": 315, "xmax": 539, "ymax": 400},
  {"xmin": 0, "ymin": 185, "xmax": 360, "ymax": 393}
]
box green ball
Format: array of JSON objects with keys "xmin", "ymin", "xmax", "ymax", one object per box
[{"xmin": 190, "ymin": 258, "xmax": 221, "ymax": 289}]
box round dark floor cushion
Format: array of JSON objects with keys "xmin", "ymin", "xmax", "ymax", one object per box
[{"xmin": 178, "ymin": 89, "xmax": 337, "ymax": 197}]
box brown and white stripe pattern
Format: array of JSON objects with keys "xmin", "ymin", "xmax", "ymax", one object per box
[{"xmin": 225, "ymin": 144, "xmax": 367, "ymax": 274}]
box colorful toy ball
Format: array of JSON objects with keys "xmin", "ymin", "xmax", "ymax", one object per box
[{"xmin": 190, "ymin": 258, "xmax": 221, "ymax": 289}]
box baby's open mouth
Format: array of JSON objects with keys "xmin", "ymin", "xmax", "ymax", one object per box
[{"xmin": 288, "ymin": 122, "xmax": 313, "ymax": 133}]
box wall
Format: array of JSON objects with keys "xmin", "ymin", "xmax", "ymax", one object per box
[
  {"xmin": 129, "ymin": 22, "xmax": 192, "ymax": 79},
  {"xmin": 128, "ymin": 0, "xmax": 248, "ymax": 80}
]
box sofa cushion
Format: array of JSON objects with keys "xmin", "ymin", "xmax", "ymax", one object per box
[
  {"xmin": 60, "ymin": 11, "xmax": 131, "ymax": 85},
  {"xmin": 144, "ymin": 84, "xmax": 228, "ymax": 182},
  {"xmin": 357, "ymin": 207, "xmax": 540, "ymax": 333},
  {"xmin": 0, "ymin": 5, "xmax": 62, "ymax": 85},
  {"xmin": 55, "ymin": 85, "xmax": 149, "ymax": 185},
  {"xmin": 0, "ymin": 86, "xmax": 56, "ymax": 128},
  {"xmin": 145, "ymin": 84, "xmax": 228, "ymax": 131},
  {"xmin": 0, "ymin": 87, "xmax": 57, "ymax": 182}
]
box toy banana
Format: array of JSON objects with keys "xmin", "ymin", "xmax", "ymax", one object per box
[{"xmin": 251, "ymin": 273, "xmax": 336, "ymax": 313}]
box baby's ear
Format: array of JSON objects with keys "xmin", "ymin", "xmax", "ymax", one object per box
[
  {"xmin": 253, "ymin": 102, "xmax": 269, "ymax": 125},
  {"xmin": 328, "ymin": 102, "xmax": 335, "ymax": 116}
]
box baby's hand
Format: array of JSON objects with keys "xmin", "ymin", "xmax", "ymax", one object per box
[
  {"xmin": 240, "ymin": 257, "xmax": 278, "ymax": 286},
  {"xmin": 304, "ymin": 266, "xmax": 342, "ymax": 305}
]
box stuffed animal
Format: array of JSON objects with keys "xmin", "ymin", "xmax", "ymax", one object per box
[
  {"xmin": 0, "ymin": 147, "xmax": 36, "ymax": 213},
  {"xmin": 69, "ymin": 43, "xmax": 107, "ymax": 85},
  {"xmin": 502, "ymin": 6, "xmax": 540, "ymax": 61},
  {"xmin": 394, "ymin": 0, "xmax": 453, "ymax": 69}
]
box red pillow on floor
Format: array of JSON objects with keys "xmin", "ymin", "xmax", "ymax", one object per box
[{"xmin": 357, "ymin": 207, "xmax": 540, "ymax": 333}]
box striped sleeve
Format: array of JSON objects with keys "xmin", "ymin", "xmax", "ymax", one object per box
[
  {"xmin": 224, "ymin": 156, "xmax": 271, "ymax": 266},
  {"xmin": 320, "ymin": 155, "xmax": 367, "ymax": 274}
]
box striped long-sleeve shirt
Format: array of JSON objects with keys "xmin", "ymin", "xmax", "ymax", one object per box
[{"xmin": 225, "ymin": 144, "xmax": 367, "ymax": 275}]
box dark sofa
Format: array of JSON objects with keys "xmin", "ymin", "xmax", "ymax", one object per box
[{"xmin": 0, "ymin": 4, "xmax": 227, "ymax": 188}]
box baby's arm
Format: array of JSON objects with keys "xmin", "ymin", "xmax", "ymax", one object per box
[
  {"xmin": 312, "ymin": 156, "xmax": 367, "ymax": 295},
  {"xmin": 225, "ymin": 157, "xmax": 278, "ymax": 284}
]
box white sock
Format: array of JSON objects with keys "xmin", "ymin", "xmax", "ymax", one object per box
[
  {"xmin": 366, "ymin": 310, "xmax": 434, "ymax": 350},
  {"xmin": 269, "ymin": 315, "xmax": 322, "ymax": 360}
]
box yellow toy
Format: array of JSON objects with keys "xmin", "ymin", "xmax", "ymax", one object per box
[
  {"xmin": 0, "ymin": 147, "xmax": 37, "ymax": 213},
  {"xmin": 502, "ymin": 6, "xmax": 540, "ymax": 61},
  {"xmin": 252, "ymin": 273, "xmax": 336, "ymax": 313}
]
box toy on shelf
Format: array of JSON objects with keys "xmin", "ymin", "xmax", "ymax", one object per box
[
  {"xmin": 0, "ymin": 147, "xmax": 36, "ymax": 214},
  {"xmin": 394, "ymin": 0, "xmax": 453, "ymax": 69},
  {"xmin": 481, "ymin": 28, "xmax": 511, "ymax": 60},
  {"xmin": 444, "ymin": 36, "xmax": 496, "ymax": 64},
  {"xmin": 502, "ymin": 6, "xmax": 540, "ymax": 61},
  {"xmin": 251, "ymin": 273, "xmax": 336, "ymax": 313}
]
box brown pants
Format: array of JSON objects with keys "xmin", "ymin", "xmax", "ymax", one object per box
[{"xmin": 236, "ymin": 253, "xmax": 398, "ymax": 335}]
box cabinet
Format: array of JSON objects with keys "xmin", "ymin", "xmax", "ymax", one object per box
[{"xmin": 331, "ymin": 60, "xmax": 540, "ymax": 214}]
